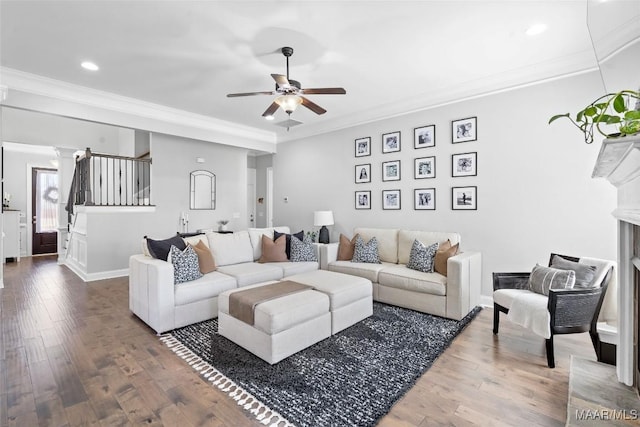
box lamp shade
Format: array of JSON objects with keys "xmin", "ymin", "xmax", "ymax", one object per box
[{"xmin": 313, "ymin": 210, "xmax": 334, "ymax": 226}]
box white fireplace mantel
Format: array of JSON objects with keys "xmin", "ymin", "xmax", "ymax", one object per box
[{"xmin": 593, "ymin": 134, "xmax": 640, "ymax": 387}]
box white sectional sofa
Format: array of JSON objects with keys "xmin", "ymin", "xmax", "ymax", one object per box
[
  {"xmin": 322, "ymin": 228, "xmax": 482, "ymax": 320},
  {"xmin": 129, "ymin": 227, "xmax": 319, "ymax": 334}
]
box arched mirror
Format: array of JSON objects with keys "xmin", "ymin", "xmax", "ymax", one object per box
[{"xmin": 190, "ymin": 170, "xmax": 215, "ymax": 210}]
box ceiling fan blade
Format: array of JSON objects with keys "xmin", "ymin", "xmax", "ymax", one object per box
[
  {"xmin": 300, "ymin": 88, "xmax": 346, "ymax": 95},
  {"xmin": 300, "ymin": 96, "xmax": 327, "ymax": 115},
  {"xmin": 227, "ymin": 91, "xmax": 275, "ymax": 97},
  {"xmin": 271, "ymin": 74, "xmax": 290, "ymax": 87},
  {"xmin": 262, "ymin": 101, "xmax": 280, "ymax": 117}
]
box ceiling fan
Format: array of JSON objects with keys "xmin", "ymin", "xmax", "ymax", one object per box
[{"xmin": 226, "ymin": 46, "xmax": 346, "ymax": 121}]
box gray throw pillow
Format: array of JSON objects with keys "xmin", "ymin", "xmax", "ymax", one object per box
[
  {"xmin": 170, "ymin": 245, "xmax": 203, "ymax": 284},
  {"xmin": 528, "ymin": 264, "xmax": 576, "ymax": 296},
  {"xmin": 290, "ymin": 235, "xmax": 318, "ymax": 262},
  {"xmin": 550, "ymin": 255, "xmax": 597, "ymax": 288},
  {"xmin": 352, "ymin": 235, "xmax": 381, "ymax": 264},
  {"xmin": 406, "ymin": 239, "xmax": 439, "ymax": 273}
]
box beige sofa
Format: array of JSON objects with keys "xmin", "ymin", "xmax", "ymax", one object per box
[
  {"xmin": 321, "ymin": 228, "xmax": 481, "ymax": 320},
  {"xmin": 129, "ymin": 227, "xmax": 319, "ymax": 334}
]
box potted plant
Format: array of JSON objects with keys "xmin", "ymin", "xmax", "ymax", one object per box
[
  {"xmin": 218, "ymin": 219, "xmax": 229, "ymax": 232},
  {"xmin": 549, "ymin": 89, "xmax": 640, "ymax": 144}
]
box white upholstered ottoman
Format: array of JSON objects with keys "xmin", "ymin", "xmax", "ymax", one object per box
[
  {"xmin": 285, "ymin": 270, "xmax": 373, "ymax": 334},
  {"xmin": 218, "ymin": 281, "xmax": 331, "ymax": 364}
]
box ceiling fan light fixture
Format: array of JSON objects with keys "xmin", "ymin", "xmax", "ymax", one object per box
[{"xmin": 275, "ymin": 94, "xmax": 302, "ymax": 114}]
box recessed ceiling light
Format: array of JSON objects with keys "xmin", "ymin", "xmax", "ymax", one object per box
[
  {"xmin": 526, "ymin": 23, "xmax": 547, "ymax": 36},
  {"xmin": 81, "ymin": 61, "xmax": 99, "ymax": 71},
  {"xmin": 264, "ymin": 115, "xmax": 274, "ymax": 121}
]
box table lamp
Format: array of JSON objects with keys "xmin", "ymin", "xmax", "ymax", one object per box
[{"xmin": 313, "ymin": 211, "xmax": 334, "ymax": 244}]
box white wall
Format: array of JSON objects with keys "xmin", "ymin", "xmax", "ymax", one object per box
[
  {"xmin": 272, "ymin": 70, "xmax": 617, "ymax": 299},
  {"xmin": 255, "ymin": 154, "xmax": 273, "ymax": 227},
  {"xmin": 83, "ymin": 132, "xmax": 249, "ymax": 274},
  {"xmin": 3, "ymin": 147, "xmax": 57, "ymax": 256},
  {"xmin": 2, "ymin": 107, "xmax": 128, "ymax": 155}
]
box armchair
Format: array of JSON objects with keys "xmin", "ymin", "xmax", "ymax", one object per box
[{"xmin": 493, "ymin": 254, "xmax": 614, "ymax": 368}]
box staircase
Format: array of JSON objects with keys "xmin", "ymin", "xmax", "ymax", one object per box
[{"xmin": 63, "ymin": 148, "xmax": 153, "ymax": 266}]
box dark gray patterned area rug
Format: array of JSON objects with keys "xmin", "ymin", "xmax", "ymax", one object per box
[{"xmin": 160, "ymin": 303, "xmax": 481, "ymax": 427}]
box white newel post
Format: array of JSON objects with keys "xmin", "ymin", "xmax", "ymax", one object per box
[{"xmin": 55, "ymin": 147, "xmax": 78, "ymax": 265}]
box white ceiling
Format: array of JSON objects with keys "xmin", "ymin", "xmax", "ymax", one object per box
[{"xmin": 0, "ymin": 1, "xmax": 638, "ymax": 142}]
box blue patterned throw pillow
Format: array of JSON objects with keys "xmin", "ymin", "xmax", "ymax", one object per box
[
  {"xmin": 290, "ymin": 235, "xmax": 318, "ymax": 262},
  {"xmin": 352, "ymin": 235, "xmax": 381, "ymax": 264},
  {"xmin": 407, "ymin": 239, "xmax": 439, "ymax": 273},
  {"xmin": 170, "ymin": 244, "xmax": 203, "ymax": 284}
]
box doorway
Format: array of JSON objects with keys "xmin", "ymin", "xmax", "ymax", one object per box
[{"xmin": 31, "ymin": 167, "xmax": 58, "ymax": 255}]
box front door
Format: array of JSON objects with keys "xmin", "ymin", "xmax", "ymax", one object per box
[{"xmin": 32, "ymin": 167, "xmax": 58, "ymax": 255}]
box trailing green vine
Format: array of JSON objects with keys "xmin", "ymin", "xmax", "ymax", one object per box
[{"xmin": 549, "ymin": 90, "xmax": 640, "ymax": 144}]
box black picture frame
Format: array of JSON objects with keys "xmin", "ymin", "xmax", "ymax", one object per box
[
  {"xmin": 414, "ymin": 156, "xmax": 436, "ymax": 179},
  {"xmin": 355, "ymin": 137, "xmax": 371, "ymax": 157},
  {"xmin": 414, "ymin": 188, "xmax": 436, "ymax": 210},
  {"xmin": 355, "ymin": 163, "xmax": 371, "ymax": 183},
  {"xmin": 452, "ymin": 117, "xmax": 477, "ymax": 143},
  {"xmin": 382, "ymin": 131, "xmax": 401, "ymax": 153},
  {"xmin": 452, "ymin": 152, "xmax": 477, "ymax": 177},
  {"xmin": 452, "ymin": 186, "xmax": 477, "ymax": 210},
  {"xmin": 382, "ymin": 160, "xmax": 401, "ymax": 181},
  {"xmin": 414, "ymin": 124, "xmax": 435, "ymax": 149},
  {"xmin": 382, "ymin": 189, "xmax": 401, "ymax": 210},
  {"xmin": 355, "ymin": 191, "xmax": 371, "ymax": 209}
]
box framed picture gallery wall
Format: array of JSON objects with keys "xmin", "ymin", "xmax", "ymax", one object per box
[{"xmin": 351, "ymin": 116, "xmax": 479, "ymax": 212}]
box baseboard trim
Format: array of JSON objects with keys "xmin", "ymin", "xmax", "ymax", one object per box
[{"xmin": 62, "ymin": 260, "xmax": 128, "ymax": 282}]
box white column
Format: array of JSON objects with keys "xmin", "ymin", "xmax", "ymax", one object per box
[
  {"xmin": 617, "ymin": 220, "xmax": 635, "ymax": 386},
  {"xmin": 0, "ymin": 89, "xmax": 5, "ymax": 288},
  {"xmin": 55, "ymin": 147, "xmax": 78, "ymax": 265}
]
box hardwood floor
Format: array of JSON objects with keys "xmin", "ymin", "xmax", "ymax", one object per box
[{"xmin": 1, "ymin": 256, "xmax": 598, "ymax": 426}]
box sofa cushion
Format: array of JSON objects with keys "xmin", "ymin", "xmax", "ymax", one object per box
[
  {"xmin": 406, "ymin": 239, "xmax": 438, "ymax": 273},
  {"xmin": 337, "ymin": 233, "xmax": 358, "ymax": 261},
  {"xmin": 434, "ymin": 241, "xmax": 459, "ymax": 276},
  {"xmin": 328, "ymin": 260, "xmax": 392, "ymax": 283},
  {"xmin": 259, "ymin": 234, "xmax": 288, "ymax": 263},
  {"xmin": 207, "ymin": 230, "xmax": 254, "ymax": 267},
  {"xmin": 182, "ymin": 233, "xmax": 209, "ymax": 249},
  {"xmin": 217, "ymin": 262, "xmax": 284, "ymax": 287},
  {"xmin": 528, "ymin": 264, "xmax": 575, "ymax": 296},
  {"xmin": 174, "ymin": 271, "xmax": 237, "ymax": 306},
  {"xmin": 191, "ymin": 240, "xmax": 216, "ymax": 273},
  {"xmin": 146, "ymin": 235, "xmax": 186, "ymax": 261},
  {"xmin": 290, "ymin": 235, "xmax": 317, "ymax": 262},
  {"xmin": 170, "ymin": 245, "xmax": 203, "ymax": 284},
  {"xmin": 354, "ymin": 228, "xmax": 399, "ymax": 263},
  {"xmin": 550, "ymin": 255, "xmax": 597, "ymax": 288},
  {"xmin": 377, "ymin": 265, "xmax": 447, "ymax": 296},
  {"xmin": 248, "ymin": 227, "xmax": 291, "ymax": 261},
  {"xmin": 274, "ymin": 229, "xmax": 304, "ymax": 259},
  {"xmin": 398, "ymin": 230, "xmax": 460, "ymax": 265},
  {"xmin": 279, "ymin": 261, "xmax": 320, "ymax": 277}
]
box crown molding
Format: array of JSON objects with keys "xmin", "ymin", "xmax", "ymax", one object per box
[{"xmin": 0, "ymin": 67, "xmax": 277, "ymax": 146}]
